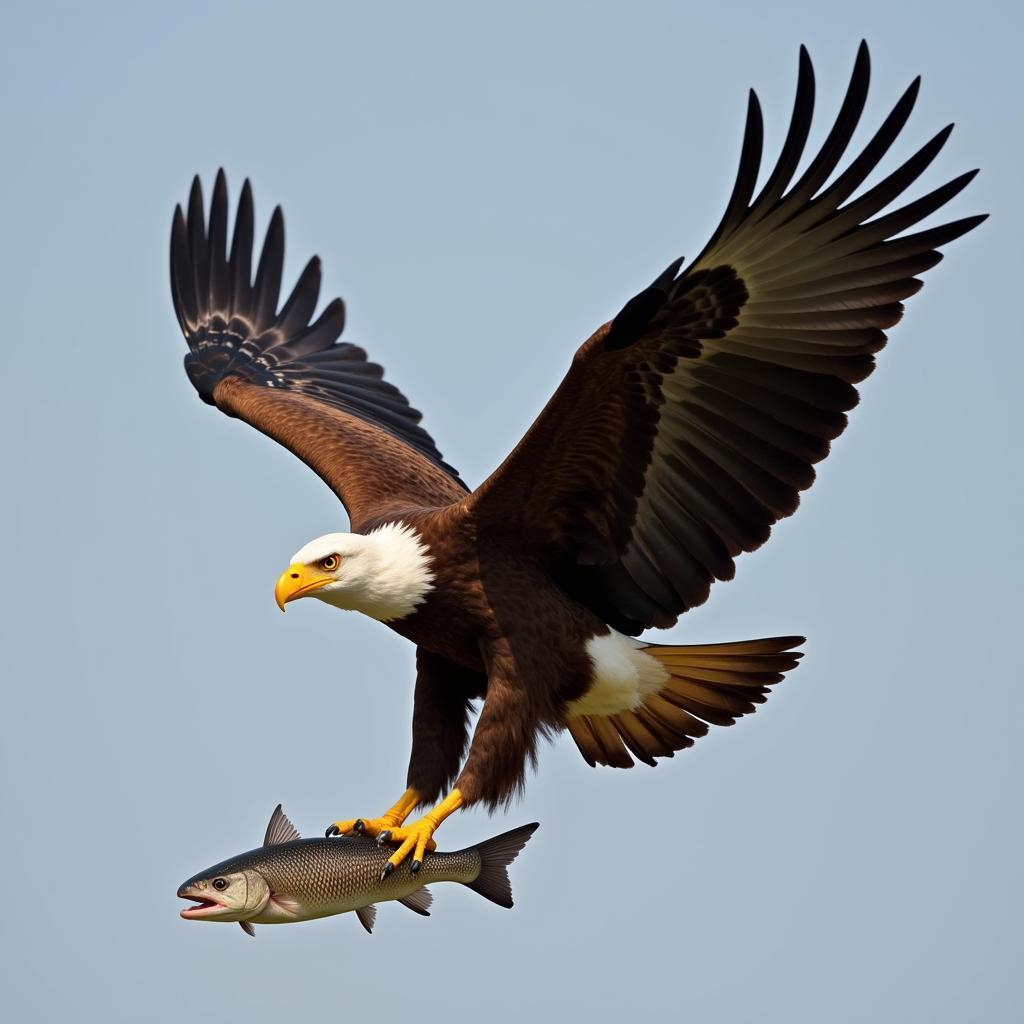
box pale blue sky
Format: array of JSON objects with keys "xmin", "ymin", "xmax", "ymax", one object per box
[{"xmin": 2, "ymin": 2, "xmax": 1020, "ymax": 1021}]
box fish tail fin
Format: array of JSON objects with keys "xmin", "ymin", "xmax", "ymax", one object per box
[
  {"xmin": 566, "ymin": 635, "xmax": 805, "ymax": 768},
  {"xmin": 463, "ymin": 823, "xmax": 539, "ymax": 908}
]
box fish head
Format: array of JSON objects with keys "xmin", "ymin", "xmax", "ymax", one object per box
[{"xmin": 178, "ymin": 867, "xmax": 270, "ymax": 923}]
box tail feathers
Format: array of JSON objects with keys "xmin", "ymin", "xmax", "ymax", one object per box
[
  {"xmin": 464, "ymin": 823, "xmax": 539, "ymax": 909},
  {"xmin": 567, "ymin": 636, "xmax": 804, "ymax": 769}
]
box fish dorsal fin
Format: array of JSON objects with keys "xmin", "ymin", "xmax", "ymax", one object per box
[
  {"xmin": 264, "ymin": 804, "xmax": 301, "ymax": 846},
  {"xmin": 398, "ymin": 888, "xmax": 433, "ymax": 916},
  {"xmin": 355, "ymin": 904, "xmax": 377, "ymax": 934},
  {"xmin": 239, "ymin": 921, "xmax": 256, "ymax": 938}
]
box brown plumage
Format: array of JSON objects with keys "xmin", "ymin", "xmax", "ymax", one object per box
[{"xmin": 168, "ymin": 44, "xmax": 983, "ymax": 864}]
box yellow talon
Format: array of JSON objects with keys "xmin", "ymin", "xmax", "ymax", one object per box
[
  {"xmin": 381, "ymin": 789, "xmax": 464, "ymax": 875},
  {"xmin": 326, "ymin": 788, "xmax": 421, "ymax": 839}
]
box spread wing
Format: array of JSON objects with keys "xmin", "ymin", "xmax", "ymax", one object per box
[
  {"xmin": 170, "ymin": 171, "xmax": 467, "ymax": 531},
  {"xmin": 469, "ymin": 43, "xmax": 985, "ymax": 634}
]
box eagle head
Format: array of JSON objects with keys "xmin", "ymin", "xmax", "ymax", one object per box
[{"xmin": 274, "ymin": 523, "xmax": 435, "ymax": 623}]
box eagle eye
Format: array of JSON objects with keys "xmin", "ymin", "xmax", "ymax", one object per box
[
  {"xmin": 321, "ymin": 555, "xmax": 340, "ymax": 572},
  {"xmin": 213, "ymin": 878, "xmax": 228, "ymax": 891}
]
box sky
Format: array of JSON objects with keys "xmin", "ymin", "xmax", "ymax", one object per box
[{"xmin": 1, "ymin": 1, "xmax": 1020, "ymax": 1021}]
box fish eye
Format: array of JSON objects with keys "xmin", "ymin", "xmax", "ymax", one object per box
[
  {"xmin": 213, "ymin": 878, "xmax": 228, "ymax": 891},
  {"xmin": 321, "ymin": 555, "xmax": 340, "ymax": 572}
]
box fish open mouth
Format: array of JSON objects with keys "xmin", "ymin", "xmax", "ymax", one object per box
[{"xmin": 178, "ymin": 893, "xmax": 227, "ymax": 919}]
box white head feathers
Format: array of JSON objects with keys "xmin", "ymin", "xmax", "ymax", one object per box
[{"xmin": 291, "ymin": 522, "xmax": 435, "ymax": 622}]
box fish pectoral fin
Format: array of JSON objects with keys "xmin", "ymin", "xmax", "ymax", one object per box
[
  {"xmin": 398, "ymin": 888, "xmax": 433, "ymax": 916},
  {"xmin": 239, "ymin": 921, "xmax": 256, "ymax": 938},
  {"xmin": 355, "ymin": 904, "xmax": 377, "ymax": 934},
  {"xmin": 269, "ymin": 893, "xmax": 301, "ymax": 917}
]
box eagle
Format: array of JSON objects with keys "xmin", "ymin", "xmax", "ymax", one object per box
[{"xmin": 169, "ymin": 43, "xmax": 982, "ymax": 877}]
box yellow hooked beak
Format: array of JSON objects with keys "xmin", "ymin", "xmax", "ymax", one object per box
[{"xmin": 274, "ymin": 563, "xmax": 333, "ymax": 612}]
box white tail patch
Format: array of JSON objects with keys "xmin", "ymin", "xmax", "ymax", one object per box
[
  {"xmin": 565, "ymin": 635, "xmax": 805, "ymax": 768},
  {"xmin": 567, "ymin": 631, "xmax": 669, "ymax": 717}
]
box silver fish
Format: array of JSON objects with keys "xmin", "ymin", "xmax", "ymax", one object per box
[{"xmin": 178, "ymin": 806, "xmax": 538, "ymax": 936}]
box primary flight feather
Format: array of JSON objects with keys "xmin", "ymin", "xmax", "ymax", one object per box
[{"xmin": 169, "ymin": 43, "xmax": 983, "ymax": 875}]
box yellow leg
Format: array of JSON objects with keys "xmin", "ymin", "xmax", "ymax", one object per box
[
  {"xmin": 377, "ymin": 789, "xmax": 464, "ymax": 879},
  {"xmin": 325, "ymin": 788, "xmax": 421, "ymax": 840}
]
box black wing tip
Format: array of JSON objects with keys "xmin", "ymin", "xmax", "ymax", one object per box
[
  {"xmin": 188, "ymin": 175, "xmax": 204, "ymax": 214},
  {"xmin": 796, "ymin": 45, "xmax": 815, "ymax": 84},
  {"xmin": 323, "ymin": 294, "xmax": 345, "ymax": 314},
  {"xmin": 695, "ymin": 40, "xmax": 982, "ymax": 267},
  {"xmin": 952, "ymin": 212, "xmax": 989, "ymax": 235},
  {"xmin": 173, "ymin": 178, "xmax": 312, "ymax": 337},
  {"xmin": 950, "ymin": 167, "xmax": 980, "ymax": 191},
  {"xmin": 173, "ymin": 174, "xmax": 341, "ymax": 400},
  {"xmin": 743, "ymin": 88, "xmax": 764, "ymax": 154},
  {"xmin": 909, "ymin": 212, "xmax": 988, "ymax": 248},
  {"xmin": 902, "ymin": 74, "xmax": 923, "ymax": 106},
  {"xmin": 210, "ymin": 172, "xmax": 228, "ymax": 209},
  {"xmin": 170, "ymin": 174, "xmax": 465, "ymax": 487}
]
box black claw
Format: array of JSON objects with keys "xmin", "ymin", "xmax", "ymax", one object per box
[
  {"xmin": 325, "ymin": 825, "xmax": 340, "ymax": 838},
  {"xmin": 353, "ymin": 819, "xmax": 366, "ymax": 834},
  {"xmin": 375, "ymin": 830, "xmax": 392, "ymax": 846},
  {"xmin": 380, "ymin": 862, "xmax": 394, "ymax": 882},
  {"xmin": 410, "ymin": 859, "xmax": 422, "ymax": 875}
]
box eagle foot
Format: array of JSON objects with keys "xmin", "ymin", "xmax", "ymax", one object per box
[
  {"xmin": 324, "ymin": 788, "xmax": 423, "ymax": 841},
  {"xmin": 374, "ymin": 819, "xmax": 439, "ymax": 877},
  {"xmin": 324, "ymin": 816, "xmax": 398, "ymax": 839},
  {"xmin": 374, "ymin": 789, "xmax": 465, "ymax": 878}
]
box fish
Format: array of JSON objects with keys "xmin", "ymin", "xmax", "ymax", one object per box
[{"xmin": 177, "ymin": 805, "xmax": 539, "ymax": 936}]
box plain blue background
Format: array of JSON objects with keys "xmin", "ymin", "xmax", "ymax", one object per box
[{"xmin": 2, "ymin": 2, "xmax": 1019, "ymax": 1021}]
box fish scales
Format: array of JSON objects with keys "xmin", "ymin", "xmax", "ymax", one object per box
[{"xmin": 249, "ymin": 837, "xmax": 480, "ymax": 918}]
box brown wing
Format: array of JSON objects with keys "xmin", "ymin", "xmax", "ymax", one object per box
[
  {"xmin": 468, "ymin": 43, "xmax": 985, "ymax": 634},
  {"xmin": 170, "ymin": 171, "xmax": 467, "ymax": 530}
]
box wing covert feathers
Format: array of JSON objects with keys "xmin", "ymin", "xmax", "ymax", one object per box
[
  {"xmin": 170, "ymin": 172, "xmax": 466, "ymax": 524},
  {"xmin": 469, "ymin": 43, "xmax": 984, "ymax": 635},
  {"xmin": 566, "ymin": 636, "xmax": 804, "ymax": 768}
]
